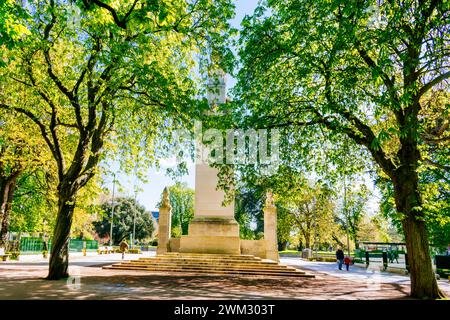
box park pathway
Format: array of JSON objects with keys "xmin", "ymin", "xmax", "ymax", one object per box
[
  {"xmin": 0, "ymin": 253, "xmax": 448, "ymax": 299},
  {"xmin": 282, "ymin": 257, "xmax": 450, "ymax": 295}
]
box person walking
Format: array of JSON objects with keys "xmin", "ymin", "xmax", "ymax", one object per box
[
  {"xmin": 336, "ymin": 247, "xmax": 345, "ymax": 270},
  {"xmin": 119, "ymin": 240, "xmax": 129, "ymax": 260},
  {"xmin": 344, "ymin": 256, "xmax": 351, "ymax": 271}
]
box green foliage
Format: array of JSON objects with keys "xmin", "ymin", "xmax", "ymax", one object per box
[
  {"xmin": 276, "ymin": 204, "xmax": 295, "ymax": 249},
  {"xmin": 336, "ymin": 182, "xmax": 370, "ymax": 244},
  {"xmin": 234, "ymin": 185, "xmax": 264, "ymax": 239},
  {"xmin": 159, "ymin": 182, "xmax": 194, "ymax": 236},
  {"xmin": 10, "ymin": 171, "xmax": 56, "ymax": 233},
  {"xmin": 0, "ymin": 0, "xmax": 236, "ymax": 196},
  {"xmin": 93, "ymin": 196, "xmax": 154, "ymax": 245},
  {"xmin": 0, "ymin": 0, "xmax": 30, "ymax": 66},
  {"xmin": 0, "ymin": 0, "xmax": 236, "ymax": 278},
  {"xmin": 230, "ymin": 0, "xmax": 449, "ymax": 297},
  {"xmin": 276, "ymin": 178, "xmax": 339, "ymax": 249},
  {"xmin": 232, "ymin": 0, "xmax": 449, "ymax": 213}
]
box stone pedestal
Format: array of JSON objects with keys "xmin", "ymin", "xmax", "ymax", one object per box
[
  {"xmin": 264, "ymin": 191, "xmax": 279, "ymax": 262},
  {"xmin": 179, "ymin": 163, "xmax": 241, "ymax": 254},
  {"xmin": 157, "ymin": 188, "xmax": 172, "ymax": 255}
]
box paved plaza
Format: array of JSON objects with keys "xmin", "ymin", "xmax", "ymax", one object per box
[{"xmin": 1, "ymin": 252, "xmax": 448, "ymax": 300}]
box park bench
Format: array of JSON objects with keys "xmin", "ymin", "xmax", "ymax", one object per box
[{"xmin": 0, "ymin": 248, "xmax": 10, "ymax": 261}]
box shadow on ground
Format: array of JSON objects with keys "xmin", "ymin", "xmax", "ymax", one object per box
[{"xmin": 0, "ymin": 266, "xmax": 414, "ymax": 300}]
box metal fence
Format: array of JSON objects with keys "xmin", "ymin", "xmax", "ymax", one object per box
[
  {"xmin": 18, "ymin": 237, "xmax": 98, "ymax": 253},
  {"xmin": 19, "ymin": 237, "xmax": 45, "ymax": 252}
]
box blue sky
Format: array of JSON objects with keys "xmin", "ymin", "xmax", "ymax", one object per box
[{"xmin": 105, "ymin": 1, "xmax": 260, "ymax": 211}]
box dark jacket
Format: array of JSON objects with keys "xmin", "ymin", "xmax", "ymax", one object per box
[{"xmin": 336, "ymin": 249, "xmax": 345, "ymax": 260}]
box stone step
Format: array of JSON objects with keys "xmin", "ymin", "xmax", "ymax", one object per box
[
  {"xmin": 138, "ymin": 257, "xmax": 277, "ymax": 265},
  {"xmin": 104, "ymin": 265, "xmax": 314, "ymax": 278},
  {"xmin": 103, "ymin": 253, "xmax": 315, "ymax": 279},
  {"xmin": 114, "ymin": 263, "xmax": 303, "ymax": 274},
  {"xmin": 159, "ymin": 254, "xmax": 263, "ymax": 261},
  {"xmin": 163, "ymin": 252, "xmax": 257, "ymax": 258},
  {"xmin": 128, "ymin": 261, "xmax": 287, "ymax": 269},
  {"xmin": 119, "ymin": 261, "xmax": 302, "ymax": 272},
  {"xmin": 126, "ymin": 258, "xmax": 286, "ymax": 266}
]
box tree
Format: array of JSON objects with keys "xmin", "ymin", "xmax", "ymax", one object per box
[
  {"xmin": 234, "ymin": 185, "xmax": 264, "ymax": 239},
  {"xmin": 0, "ymin": 109, "xmax": 51, "ymax": 247},
  {"xmin": 93, "ymin": 196, "xmax": 154, "ymax": 245},
  {"xmin": 70, "ymin": 176, "xmax": 103, "ymax": 240},
  {"xmin": 0, "ymin": 0, "xmax": 234, "ymax": 279},
  {"xmin": 275, "ymin": 204, "xmax": 295, "ymax": 251},
  {"xmin": 9, "ymin": 170, "xmax": 57, "ymax": 236},
  {"xmin": 235, "ymin": 0, "xmax": 449, "ymax": 299},
  {"xmin": 336, "ymin": 183, "xmax": 370, "ymax": 249},
  {"xmin": 277, "ymin": 180, "xmax": 338, "ymax": 250}
]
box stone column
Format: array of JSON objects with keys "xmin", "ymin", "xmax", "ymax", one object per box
[
  {"xmin": 264, "ymin": 191, "xmax": 279, "ymax": 262},
  {"xmin": 178, "ymin": 70, "xmax": 241, "ymax": 255},
  {"xmin": 157, "ymin": 187, "xmax": 172, "ymax": 255}
]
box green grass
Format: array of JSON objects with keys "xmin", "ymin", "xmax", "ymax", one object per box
[
  {"xmin": 278, "ymin": 250, "xmax": 357, "ymax": 255},
  {"xmin": 279, "ymin": 250, "xmax": 301, "ymax": 254}
]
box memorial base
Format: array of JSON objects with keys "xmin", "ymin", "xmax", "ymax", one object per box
[{"xmin": 179, "ymin": 216, "xmax": 241, "ymax": 254}]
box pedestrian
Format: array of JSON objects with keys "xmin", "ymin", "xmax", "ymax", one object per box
[
  {"xmin": 344, "ymin": 256, "xmax": 351, "ymax": 271},
  {"xmin": 119, "ymin": 240, "xmax": 129, "ymax": 260},
  {"xmin": 336, "ymin": 247, "xmax": 345, "ymax": 270}
]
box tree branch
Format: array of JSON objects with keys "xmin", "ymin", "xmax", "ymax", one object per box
[
  {"xmin": 354, "ymin": 40, "xmax": 404, "ymax": 124},
  {"xmin": 417, "ymin": 70, "xmax": 450, "ymax": 98},
  {"xmin": 0, "ymin": 104, "xmax": 57, "ymax": 166},
  {"xmin": 424, "ymin": 158, "xmax": 450, "ymax": 172},
  {"xmin": 89, "ymin": 0, "xmax": 127, "ymax": 29}
]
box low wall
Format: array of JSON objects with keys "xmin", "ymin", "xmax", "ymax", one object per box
[
  {"xmin": 169, "ymin": 238, "xmax": 180, "ymax": 252},
  {"xmin": 240, "ymin": 239, "xmax": 266, "ymax": 259},
  {"xmin": 168, "ymin": 238, "xmax": 269, "ymax": 259}
]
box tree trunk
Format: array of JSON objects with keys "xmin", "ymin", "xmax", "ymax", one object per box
[
  {"xmin": 0, "ymin": 177, "xmax": 16, "ymax": 248},
  {"xmin": 47, "ymin": 190, "xmax": 76, "ymax": 280},
  {"xmin": 0, "ymin": 179, "xmax": 9, "ymax": 247},
  {"xmin": 394, "ymin": 166, "xmax": 445, "ymax": 299},
  {"xmin": 303, "ymin": 230, "xmax": 311, "ymax": 249},
  {"xmin": 278, "ymin": 241, "xmax": 287, "ymax": 251},
  {"xmin": 354, "ymin": 236, "xmax": 359, "ymax": 250}
]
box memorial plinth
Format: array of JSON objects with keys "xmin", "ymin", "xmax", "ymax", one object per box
[{"xmin": 179, "ymin": 163, "xmax": 240, "ymax": 254}]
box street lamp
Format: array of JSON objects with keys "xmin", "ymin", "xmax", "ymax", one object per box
[
  {"xmin": 343, "ymin": 138, "xmax": 351, "ymax": 257},
  {"xmin": 344, "ymin": 173, "xmax": 351, "ymax": 257},
  {"xmin": 109, "ymin": 173, "xmax": 116, "ymax": 247},
  {"xmin": 132, "ymin": 189, "xmax": 138, "ymax": 250}
]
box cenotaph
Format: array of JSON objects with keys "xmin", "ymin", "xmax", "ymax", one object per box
[{"xmin": 178, "ymin": 70, "xmax": 240, "ymax": 254}]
